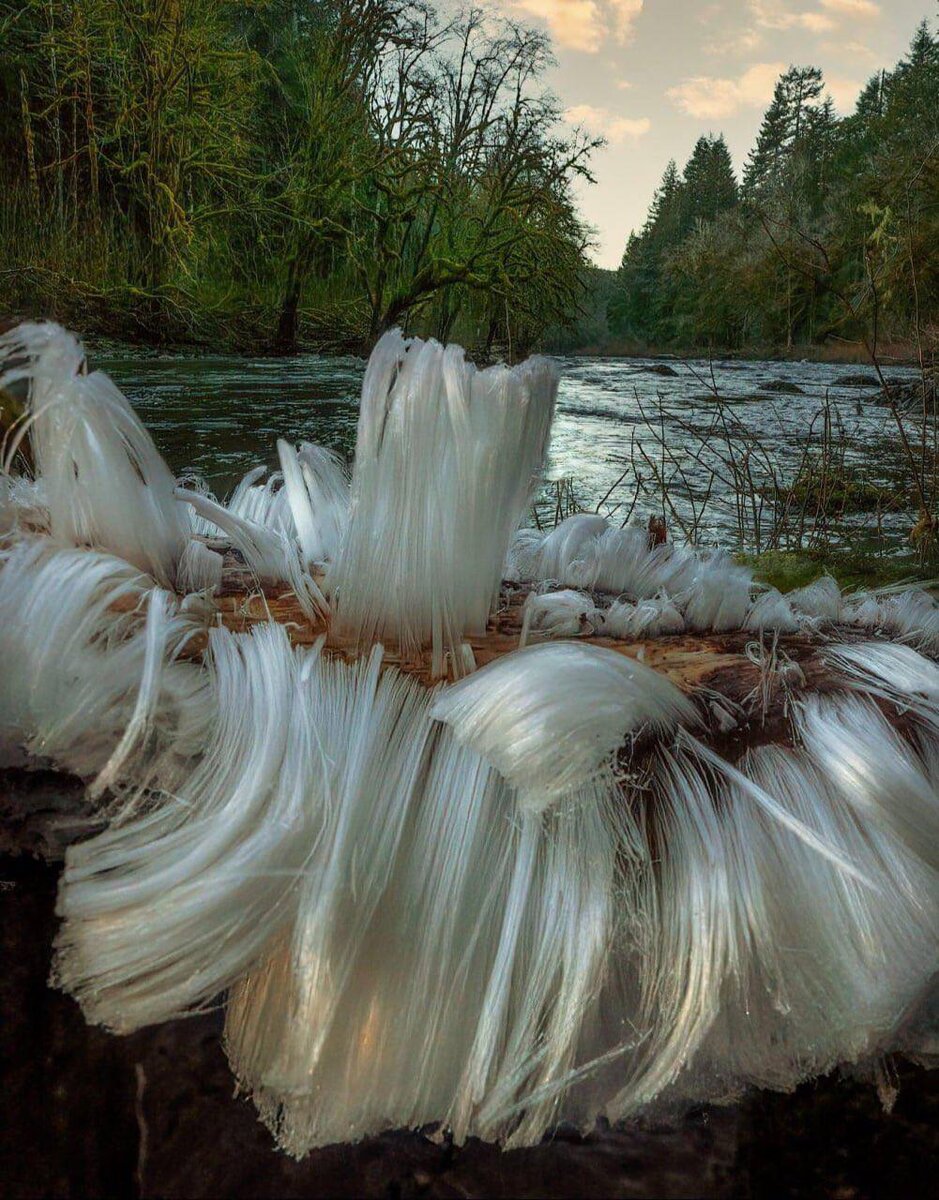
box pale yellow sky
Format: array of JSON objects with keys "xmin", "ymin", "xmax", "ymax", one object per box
[{"xmin": 487, "ymin": 0, "xmax": 936, "ymax": 267}]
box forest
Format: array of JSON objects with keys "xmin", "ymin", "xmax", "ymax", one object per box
[
  {"xmin": 2, "ymin": 4, "xmax": 937, "ymax": 361},
  {"xmin": 0, "ymin": 0, "xmax": 597, "ymax": 356},
  {"xmin": 604, "ymin": 20, "xmax": 939, "ymax": 359}
]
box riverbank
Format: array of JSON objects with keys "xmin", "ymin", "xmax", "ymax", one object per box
[
  {"xmin": 5, "ymin": 280, "xmax": 371, "ymax": 359},
  {"xmin": 561, "ymin": 337, "xmax": 925, "ymax": 368},
  {"xmin": 6, "ymin": 285, "xmax": 927, "ymax": 369}
]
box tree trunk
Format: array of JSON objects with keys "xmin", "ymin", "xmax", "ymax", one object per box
[
  {"xmin": 19, "ymin": 70, "xmax": 40, "ymax": 214},
  {"xmin": 484, "ymin": 316, "xmax": 499, "ymax": 360},
  {"xmin": 274, "ymin": 250, "xmax": 308, "ymax": 355}
]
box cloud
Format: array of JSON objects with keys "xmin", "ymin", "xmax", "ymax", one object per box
[
  {"xmin": 565, "ymin": 104, "xmax": 651, "ymax": 143},
  {"xmin": 615, "ymin": 79, "xmax": 634, "ymax": 90},
  {"xmin": 609, "ymin": 0, "xmax": 644, "ymax": 44},
  {"xmin": 799, "ymin": 12, "xmax": 837, "ymax": 31},
  {"xmin": 667, "ymin": 78, "xmax": 740, "ymax": 119},
  {"xmin": 705, "ymin": 28, "xmax": 765, "ymax": 56},
  {"xmin": 735, "ymin": 62, "xmax": 788, "ymax": 103},
  {"xmin": 667, "ymin": 61, "xmax": 786, "ymax": 119},
  {"xmin": 823, "ymin": 38, "xmax": 876, "ymax": 59},
  {"xmin": 510, "ymin": 0, "xmax": 603, "ymax": 52},
  {"xmin": 749, "ymin": 0, "xmax": 880, "ymax": 30},
  {"xmin": 707, "ymin": 0, "xmax": 883, "ymax": 59},
  {"xmin": 820, "ymin": 0, "xmax": 880, "ymax": 17},
  {"xmin": 507, "ymin": 1, "xmax": 643, "ymax": 53},
  {"xmin": 749, "ymin": 2, "xmax": 835, "ymax": 32},
  {"xmin": 697, "ymin": 3, "xmax": 726, "ymax": 21}
]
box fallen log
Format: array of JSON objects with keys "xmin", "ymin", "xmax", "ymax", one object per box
[{"xmin": 2, "ymin": 319, "xmax": 938, "ymax": 1161}]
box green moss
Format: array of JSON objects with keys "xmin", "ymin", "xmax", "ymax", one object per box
[
  {"xmin": 738, "ymin": 548, "xmax": 931, "ymax": 593},
  {"xmin": 782, "ymin": 468, "xmax": 906, "ymax": 515}
]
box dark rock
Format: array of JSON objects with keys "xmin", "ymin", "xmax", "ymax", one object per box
[
  {"xmin": 757, "ymin": 379, "xmax": 805, "ymax": 395},
  {"xmin": 834, "ymin": 373, "xmax": 880, "ymax": 388},
  {"xmin": 877, "ymin": 373, "xmax": 938, "ymax": 414},
  {"xmin": 643, "ymin": 363, "xmax": 680, "ymax": 377}
]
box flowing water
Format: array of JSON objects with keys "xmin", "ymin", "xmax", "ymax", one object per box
[{"xmin": 99, "ymin": 349, "xmax": 923, "ymax": 551}]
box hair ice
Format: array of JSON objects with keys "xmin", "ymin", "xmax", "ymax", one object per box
[
  {"xmin": 329, "ymin": 332, "xmax": 558, "ymax": 669},
  {"xmin": 431, "ymin": 641, "xmax": 697, "ymax": 811}
]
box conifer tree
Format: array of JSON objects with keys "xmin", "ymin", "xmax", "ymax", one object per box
[
  {"xmin": 743, "ymin": 66, "xmax": 825, "ymax": 197},
  {"xmin": 683, "ymin": 134, "xmax": 738, "ymax": 226},
  {"xmin": 646, "ymin": 159, "xmax": 686, "ymax": 245},
  {"xmin": 605, "ymin": 16, "xmax": 939, "ymax": 353},
  {"xmin": 742, "ymin": 76, "xmax": 792, "ymax": 196}
]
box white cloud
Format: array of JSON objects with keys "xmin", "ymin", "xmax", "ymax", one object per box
[
  {"xmin": 736, "ymin": 62, "xmax": 788, "ymax": 104},
  {"xmin": 508, "ymin": 0, "xmax": 643, "ymax": 53},
  {"xmin": 824, "ymin": 38, "xmax": 876, "ymax": 59},
  {"xmin": 667, "ymin": 61, "xmax": 786, "ymax": 119},
  {"xmin": 800, "ymin": 12, "xmax": 837, "ymax": 31},
  {"xmin": 749, "ymin": 2, "xmax": 835, "ymax": 32},
  {"xmin": 749, "ymin": 0, "xmax": 880, "ymax": 30},
  {"xmin": 715, "ymin": 1, "xmax": 881, "ymax": 71},
  {"xmin": 511, "ymin": 0, "xmax": 603, "ymax": 52},
  {"xmin": 565, "ymin": 104, "xmax": 651, "ymax": 142},
  {"xmin": 705, "ymin": 28, "xmax": 765, "ymax": 56},
  {"xmin": 697, "ymin": 4, "xmax": 726, "ymax": 22},
  {"xmin": 820, "ymin": 0, "xmax": 880, "ymax": 18},
  {"xmin": 615, "ymin": 79, "xmax": 634, "ymax": 90},
  {"xmin": 609, "ymin": 0, "xmax": 644, "ymax": 44},
  {"xmin": 667, "ymin": 77, "xmax": 740, "ymax": 119}
]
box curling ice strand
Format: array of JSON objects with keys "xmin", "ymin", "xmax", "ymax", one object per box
[{"xmin": 1, "ymin": 320, "xmax": 938, "ymax": 1158}]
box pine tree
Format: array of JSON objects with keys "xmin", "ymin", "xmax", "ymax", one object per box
[
  {"xmin": 683, "ymin": 134, "xmax": 738, "ymax": 226},
  {"xmin": 888, "ymin": 19, "xmax": 939, "ymax": 130},
  {"xmin": 608, "ymin": 160, "xmax": 687, "ymax": 340},
  {"xmin": 645, "ymin": 159, "xmax": 686, "ymax": 245},
  {"xmin": 854, "ymin": 70, "xmax": 890, "ymax": 123},
  {"xmin": 705, "ymin": 135, "xmax": 739, "ymax": 215},
  {"xmin": 603, "ymin": 16, "xmax": 939, "ymax": 352},
  {"xmin": 743, "ymin": 76, "xmax": 791, "ymax": 196},
  {"xmin": 743, "ymin": 66, "xmax": 825, "ymax": 197},
  {"xmin": 797, "ymin": 95, "xmax": 839, "ymax": 212},
  {"xmin": 903, "ymin": 18, "xmax": 939, "ymax": 71},
  {"xmin": 788, "ymin": 66, "xmax": 824, "ymax": 142}
]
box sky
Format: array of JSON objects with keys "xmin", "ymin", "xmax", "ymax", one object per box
[{"xmin": 486, "ymin": 0, "xmax": 936, "ymax": 267}]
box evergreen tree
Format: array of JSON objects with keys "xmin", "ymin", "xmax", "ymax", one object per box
[
  {"xmin": 887, "ymin": 18, "xmax": 939, "ymax": 134},
  {"xmin": 608, "ymin": 159, "xmax": 688, "ymax": 340},
  {"xmin": 854, "ymin": 71, "xmax": 890, "ymax": 124},
  {"xmin": 606, "ymin": 16, "xmax": 939, "ymax": 353},
  {"xmin": 645, "ymin": 159, "xmax": 686, "ymax": 245},
  {"xmin": 682, "ymin": 134, "xmax": 737, "ymax": 226},
  {"xmin": 903, "ymin": 18, "xmax": 939, "ymax": 71},
  {"xmin": 743, "ymin": 66, "xmax": 825, "ymax": 197},
  {"xmin": 742, "ymin": 76, "xmax": 792, "ymax": 196}
]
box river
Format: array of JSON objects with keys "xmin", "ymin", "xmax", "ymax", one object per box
[{"xmin": 98, "ymin": 349, "xmax": 923, "ymax": 552}]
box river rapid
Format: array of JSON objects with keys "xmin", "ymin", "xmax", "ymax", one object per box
[{"xmin": 99, "ymin": 350, "xmax": 923, "ymax": 552}]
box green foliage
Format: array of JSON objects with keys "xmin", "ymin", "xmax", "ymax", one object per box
[
  {"xmin": 0, "ymin": 0, "xmax": 596, "ymax": 354},
  {"xmin": 607, "ymin": 20, "xmax": 939, "ymax": 355},
  {"xmin": 740, "ymin": 549, "xmax": 930, "ymax": 593}
]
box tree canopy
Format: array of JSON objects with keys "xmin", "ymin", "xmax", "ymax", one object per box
[
  {"xmin": 0, "ymin": 0, "xmax": 598, "ymax": 355},
  {"xmin": 607, "ymin": 20, "xmax": 939, "ymax": 354}
]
